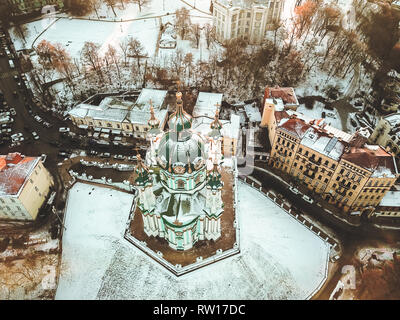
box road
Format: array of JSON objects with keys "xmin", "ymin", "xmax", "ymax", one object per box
[{"xmin": 247, "ymin": 160, "xmax": 400, "ymax": 299}]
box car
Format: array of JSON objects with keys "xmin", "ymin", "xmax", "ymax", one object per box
[
  {"xmin": 9, "ymin": 108, "xmax": 16, "ymax": 116},
  {"xmin": 0, "ymin": 112, "xmax": 10, "ymax": 117},
  {"xmin": 32, "ymin": 132, "xmax": 39, "ymax": 140},
  {"xmin": 59, "ymin": 127, "xmax": 70, "ymax": 133},
  {"xmin": 302, "ymin": 195, "xmax": 314, "ymax": 204},
  {"xmin": 113, "ymin": 154, "xmax": 125, "ymax": 160},
  {"xmin": 13, "ymin": 75, "xmax": 18, "ymax": 81},
  {"xmin": 127, "ymin": 156, "xmax": 137, "ymax": 161},
  {"xmin": 43, "ymin": 121, "xmax": 53, "ymax": 128},
  {"xmin": 34, "ymin": 115, "xmax": 43, "ymax": 123},
  {"xmin": 89, "ymin": 150, "xmax": 98, "ymax": 156},
  {"xmin": 330, "ymin": 255, "xmax": 340, "ymax": 263},
  {"xmin": 40, "ymin": 154, "xmax": 47, "ymax": 162},
  {"xmin": 321, "ymin": 111, "xmax": 326, "ymax": 118},
  {"xmin": 289, "ymin": 186, "xmax": 300, "ymax": 195},
  {"xmin": 12, "ymin": 91, "xmax": 17, "ymax": 97},
  {"xmin": 1, "ymin": 128, "xmax": 11, "ymax": 134},
  {"xmin": 8, "ymin": 59, "xmax": 14, "ymax": 68},
  {"xmin": 326, "ymin": 112, "xmax": 335, "ymax": 118},
  {"xmin": 100, "ymin": 152, "xmax": 111, "ymax": 158},
  {"xmin": 58, "ymin": 152, "xmax": 69, "ymax": 157}
]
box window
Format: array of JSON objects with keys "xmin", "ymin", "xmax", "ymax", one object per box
[{"xmin": 177, "ymin": 180, "xmax": 185, "ymax": 189}]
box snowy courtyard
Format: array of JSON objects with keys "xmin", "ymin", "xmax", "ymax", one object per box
[{"xmin": 56, "ymin": 181, "xmax": 330, "ymax": 300}]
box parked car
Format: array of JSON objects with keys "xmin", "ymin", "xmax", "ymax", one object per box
[
  {"xmin": 59, "ymin": 127, "xmax": 70, "ymax": 133},
  {"xmin": 289, "ymin": 186, "xmax": 300, "ymax": 195},
  {"xmin": 32, "ymin": 131, "xmax": 39, "ymax": 140},
  {"xmin": 43, "ymin": 121, "xmax": 53, "ymax": 128},
  {"xmin": 9, "ymin": 108, "xmax": 16, "ymax": 116},
  {"xmin": 34, "ymin": 115, "xmax": 43, "ymax": 123},
  {"xmin": 100, "ymin": 152, "xmax": 111, "ymax": 158},
  {"xmin": 302, "ymin": 195, "xmax": 314, "ymax": 204}
]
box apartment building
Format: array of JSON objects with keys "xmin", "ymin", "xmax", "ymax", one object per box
[
  {"xmin": 0, "ymin": 153, "xmax": 54, "ymax": 221},
  {"xmin": 212, "ymin": 0, "xmax": 285, "ymax": 44},
  {"xmin": 69, "ymin": 89, "xmax": 168, "ymax": 139},
  {"xmin": 369, "ymin": 113, "xmax": 400, "ymax": 156},
  {"xmin": 263, "ymin": 94, "xmax": 399, "ymax": 215}
]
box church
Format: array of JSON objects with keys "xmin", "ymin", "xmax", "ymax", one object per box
[{"xmin": 133, "ymin": 90, "xmax": 226, "ymax": 251}]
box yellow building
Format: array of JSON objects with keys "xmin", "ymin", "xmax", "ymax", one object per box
[
  {"xmin": 264, "ymin": 99, "xmax": 399, "ymax": 215},
  {"xmin": 0, "ymin": 153, "xmax": 54, "ymax": 221}
]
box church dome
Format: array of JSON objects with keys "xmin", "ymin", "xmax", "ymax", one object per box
[
  {"xmin": 156, "ymin": 131, "xmax": 207, "ymax": 172},
  {"xmin": 168, "ymin": 92, "xmax": 192, "ymax": 132}
]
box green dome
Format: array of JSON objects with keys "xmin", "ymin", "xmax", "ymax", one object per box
[
  {"xmin": 156, "ymin": 131, "xmax": 207, "ymax": 171},
  {"xmin": 168, "ymin": 92, "xmax": 192, "ymax": 132}
]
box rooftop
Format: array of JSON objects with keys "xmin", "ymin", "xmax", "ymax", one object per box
[
  {"xmin": 193, "ymin": 92, "xmax": 223, "ymax": 119},
  {"xmin": 69, "ymin": 88, "xmax": 168, "ymax": 126},
  {"xmin": 264, "ymin": 86, "xmax": 299, "ymax": 106},
  {"xmin": 379, "ymin": 191, "xmax": 400, "ymax": 207},
  {"xmin": 216, "ymin": 0, "xmax": 273, "ymax": 9},
  {"xmin": 341, "ymin": 146, "xmax": 397, "ymax": 178},
  {"xmin": 0, "ymin": 153, "xmax": 40, "ymax": 197}
]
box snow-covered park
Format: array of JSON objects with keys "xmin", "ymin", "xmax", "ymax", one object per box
[{"xmin": 55, "ymin": 181, "xmax": 330, "ymax": 300}]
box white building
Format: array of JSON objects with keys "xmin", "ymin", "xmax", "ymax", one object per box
[
  {"xmin": 212, "ymin": 0, "xmax": 285, "ymax": 44},
  {"xmin": 68, "ymin": 89, "xmax": 168, "ymax": 139},
  {"xmin": 136, "ymin": 91, "xmax": 226, "ymax": 251}
]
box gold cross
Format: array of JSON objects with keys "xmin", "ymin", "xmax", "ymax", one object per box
[{"xmin": 175, "ymin": 80, "xmax": 181, "ymax": 92}]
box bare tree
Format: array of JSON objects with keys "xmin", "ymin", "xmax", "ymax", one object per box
[
  {"xmin": 134, "ymin": 0, "xmax": 149, "ymax": 12},
  {"xmin": 204, "ymin": 23, "xmax": 216, "ymax": 49},
  {"xmin": 128, "ymin": 37, "xmax": 145, "ymax": 69},
  {"xmin": 175, "ymin": 7, "xmax": 191, "ymax": 40},
  {"xmin": 106, "ymin": 44, "xmax": 122, "ymax": 84},
  {"xmin": 105, "ymin": 0, "xmax": 118, "ymax": 16},
  {"xmin": 81, "ymin": 41, "xmax": 104, "ymax": 81},
  {"xmin": 119, "ymin": 38, "xmax": 130, "ymax": 67},
  {"xmin": 191, "ymin": 23, "xmax": 201, "ymax": 48}
]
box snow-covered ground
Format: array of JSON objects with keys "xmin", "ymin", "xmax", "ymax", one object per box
[
  {"xmin": 297, "ymin": 101, "xmax": 343, "ymax": 130},
  {"xmin": 56, "ymin": 181, "xmax": 330, "ymax": 300}
]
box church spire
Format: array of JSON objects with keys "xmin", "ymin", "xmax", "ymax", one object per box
[
  {"xmin": 134, "ymin": 154, "xmax": 151, "ymax": 187},
  {"xmin": 168, "ymin": 81, "xmax": 192, "ymax": 133},
  {"xmin": 148, "ymin": 99, "xmax": 160, "ymax": 129},
  {"xmin": 207, "ymin": 159, "xmax": 223, "ymax": 191}
]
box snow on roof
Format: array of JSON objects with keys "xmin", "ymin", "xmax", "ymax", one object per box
[
  {"xmin": 222, "ymin": 114, "xmax": 241, "ymax": 139},
  {"xmin": 300, "ymin": 127, "xmax": 345, "ymax": 161},
  {"xmin": 379, "ymin": 191, "xmax": 400, "ymax": 207},
  {"xmin": 0, "ymin": 153, "xmax": 40, "ymax": 197},
  {"xmin": 244, "ymin": 103, "xmax": 261, "ymax": 122},
  {"xmin": 342, "ymin": 146, "xmax": 397, "ymax": 178},
  {"xmin": 193, "ymin": 92, "xmax": 223, "ymax": 118},
  {"xmin": 384, "ymin": 113, "xmax": 400, "ymax": 127},
  {"xmin": 266, "ymin": 97, "xmax": 285, "ymax": 112},
  {"xmin": 216, "ymin": 0, "xmax": 272, "ymax": 9},
  {"xmin": 69, "ymin": 89, "xmax": 168, "ymax": 126},
  {"xmin": 264, "ymin": 86, "xmax": 299, "ymax": 106}
]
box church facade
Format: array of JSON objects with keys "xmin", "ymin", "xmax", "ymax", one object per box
[{"xmin": 133, "ymin": 91, "xmax": 226, "ymax": 251}]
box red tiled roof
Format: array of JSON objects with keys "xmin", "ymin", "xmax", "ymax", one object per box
[
  {"xmin": 275, "ymin": 110, "xmax": 289, "ymax": 124},
  {"xmin": 264, "ymin": 87, "xmax": 298, "ymax": 105},
  {"xmin": 0, "ymin": 153, "xmax": 39, "ymax": 196},
  {"xmin": 341, "ymin": 146, "xmax": 396, "ymax": 175},
  {"xmin": 279, "ymin": 117, "xmax": 310, "ymax": 139}
]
